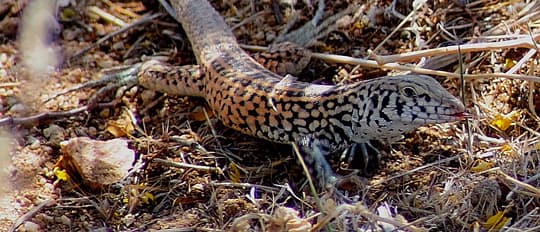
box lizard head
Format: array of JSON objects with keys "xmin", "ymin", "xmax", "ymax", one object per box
[{"xmin": 347, "ymin": 74, "xmax": 467, "ymax": 142}]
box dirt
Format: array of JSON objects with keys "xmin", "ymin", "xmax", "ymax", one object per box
[{"xmin": 1, "ymin": 0, "xmax": 539, "ymax": 231}]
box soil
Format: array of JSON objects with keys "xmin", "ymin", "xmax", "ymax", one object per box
[{"xmin": 1, "ymin": 0, "xmax": 539, "ymax": 231}]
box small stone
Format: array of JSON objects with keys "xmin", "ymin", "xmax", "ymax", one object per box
[
  {"xmin": 87, "ymin": 127, "xmax": 98, "ymax": 137},
  {"xmin": 191, "ymin": 183, "xmax": 204, "ymax": 192},
  {"xmin": 43, "ymin": 124, "xmax": 66, "ymax": 146},
  {"xmin": 73, "ymin": 127, "xmax": 89, "ymax": 137},
  {"xmin": 62, "ymin": 28, "xmax": 78, "ymax": 41},
  {"xmin": 6, "ymin": 96, "xmax": 18, "ymax": 106},
  {"xmin": 57, "ymin": 215, "xmax": 72, "ymax": 226},
  {"xmin": 22, "ymin": 221, "xmax": 40, "ymax": 232},
  {"xmin": 0, "ymin": 53, "xmax": 7, "ymax": 64},
  {"xmin": 27, "ymin": 137, "xmax": 41, "ymax": 150},
  {"xmin": 112, "ymin": 41, "xmax": 125, "ymax": 50},
  {"xmin": 9, "ymin": 103, "xmax": 29, "ymax": 114},
  {"xmin": 0, "ymin": 69, "xmax": 7, "ymax": 78},
  {"xmin": 122, "ymin": 213, "xmax": 136, "ymax": 227},
  {"xmin": 36, "ymin": 213, "xmax": 54, "ymax": 223}
]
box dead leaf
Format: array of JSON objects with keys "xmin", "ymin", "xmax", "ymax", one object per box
[
  {"xmin": 470, "ymin": 160, "xmax": 494, "ymax": 173},
  {"xmin": 483, "ymin": 211, "xmax": 509, "ymax": 230}
]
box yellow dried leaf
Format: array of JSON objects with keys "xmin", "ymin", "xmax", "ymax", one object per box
[
  {"xmin": 490, "ymin": 114, "xmax": 512, "ymax": 131},
  {"xmin": 228, "ymin": 162, "xmax": 241, "ymax": 183},
  {"xmin": 490, "ymin": 111, "xmax": 521, "ymax": 131},
  {"xmin": 500, "ymin": 144, "xmax": 512, "ymax": 152},
  {"xmin": 106, "ymin": 124, "xmax": 126, "ymax": 137},
  {"xmin": 141, "ymin": 192, "xmax": 155, "ymax": 205},
  {"xmin": 504, "ymin": 58, "xmax": 516, "ymax": 70},
  {"xmin": 106, "ymin": 111, "xmax": 135, "ymax": 137},
  {"xmin": 500, "ymin": 143, "xmax": 517, "ymax": 157},
  {"xmin": 483, "ymin": 211, "xmax": 509, "ymax": 230},
  {"xmin": 470, "ymin": 160, "xmax": 494, "ymax": 173},
  {"xmin": 351, "ymin": 21, "xmax": 365, "ymax": 30},
  {"xmin": 53, "ymin": 167, "xmax": 69, "ymax": 181}
]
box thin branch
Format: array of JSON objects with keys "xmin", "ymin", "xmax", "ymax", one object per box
[
  {"xmin": 0, "ymin": 101, "xmax": 117, "ymax": 127},
  {"xmin": 371, "ymin": 33, "xmax": 540, "ymax": 64},
  {"xmin": 240, "ymin": 44, "xmax": 540, "ymax": 81},
  {"xmin": 69, "ymin": 13, "xmax": 163, "ymax": 61}
]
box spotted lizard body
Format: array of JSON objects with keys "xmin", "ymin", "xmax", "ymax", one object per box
[{"xmin": 106, "ymin": 0, "xmax": 466, "ymax": 187}]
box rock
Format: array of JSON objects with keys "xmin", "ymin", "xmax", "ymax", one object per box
[
  {"xmin": 58, "ymin": 137, "xmax": 136, "ymax": 191},
  {"xmin": 22, "ymin": 221, "xmax": 40, "ymax": 232}
]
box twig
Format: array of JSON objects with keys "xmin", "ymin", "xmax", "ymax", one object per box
[
  {"xmin": 230, "ymin": 11, "xmax": 268, "ymax": 31},
  {"xmin": 495, "ymin": 169, "xmax": 540, "ymax": 198},
  {"xmin": 209, "ymin": 181, "xmax": 281, "ymax": 192},
  {"xmin": 87, "ymin": 6, "xmax": 127, "ymax": 27},
  {"xmin": 153, "ymin": 157, "xmax": 222, "ymax": 173},
  {"xmin": 9, "ymin": 200, "xmax": 55, "ymax": 232},
  {"xmin": 101, "ymin": 0, "xmax": 141, "ymax": 19},
  {"xmin": 0, "ymin": 101, "xmax": 117, "ymax": 127},
  {"xmin": 0, "ymin": 82, "xmax": 20, "ymax": 88},
  {"xmin": 506, "ymin": 49, "xmax": 536, "ymax": 75},
  {"xmin": 371, "ymin": 33, "xmax": 540, "ymax": 64},
  {"xmin": 69, "ymin": 13, "xmax": 162, "ymax": 61},
  {"xmin": 240, "ymin": 44, "xmax": 540, "ymax": 81}
]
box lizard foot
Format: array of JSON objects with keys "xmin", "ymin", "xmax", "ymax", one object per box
[
  {"xmin": 44, "ymin": 63, "xmax": 141, "ymax": 109},
  {"xmin": 341, "ymin": 141, "xmax": 386, "ymax": 176}
]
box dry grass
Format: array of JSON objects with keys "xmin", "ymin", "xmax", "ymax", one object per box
[{"xmin": 1, "ymin": 0, "xmax": 540, "ymax": 231}]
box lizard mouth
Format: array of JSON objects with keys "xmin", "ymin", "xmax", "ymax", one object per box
[{"xmin": 446, "ymin": 112, "xmax": 471, "ymax": 120}]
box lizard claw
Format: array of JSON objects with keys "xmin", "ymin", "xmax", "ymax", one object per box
[{"xmin": 342, "ymin": 141, "xmax": 385, "ymax": 176}]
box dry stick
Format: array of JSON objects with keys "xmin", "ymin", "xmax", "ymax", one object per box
[
  {"xmin": 0, "ymin": 82, "xmax": 20, "ymax": 88},
  {"xmin": 9, "ymin": 200, "xmax": 55, "ymax": 232},
  {"xmin": 371, "ymin": 33, "xmax": 540, "ymax": 64},
  {"xmin": 69, "ymin": 13, "xmax": 162, "ymax": 61},
  {"xmin": 241, "ymin": 44, "xmax": 540, "ymax": 81},
  {"xmin": 513, "ymin": 49, "xmax": 540, "ymax": 121},
  {"xmin": 87, "ymin": 6, "xmax": 127, "ymax": 27},
  {"xmin": 291, "ymin": 142, "xmax": 322, "ymax": 207},
  {"xmin": 506, "ymin": 49, "xmax": 536, "ymax": 75},
  {"xmin": 230, "ymin": 10, "xmax": 268, "ymax": 31},
  {"xmin": 496, "ymin": 169, "xmax": 540, "ymax": 198},
  {"xmin": 209, "ymin": 182, "xmax": 281, "ymax": 193},
  {"xmin": 101, "ymin": 0, "xmax": 141, "ymax": 19},
  {"xmin": 478, "ymin": 167, "xmax": 540, "ymax": 198},
  {"xmin": 153, "ymin": 157, "xmax": 221, "ymax": 173},
  {"xmin": 523, "ymin": 27, "xmax": 540, "ymax": 121},
  {"xmin": 0, "ymin": 101, "xmax": 116, "ymax": 127}
]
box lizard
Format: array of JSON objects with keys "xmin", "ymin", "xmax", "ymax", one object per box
[{"xmin": 83, "ymin": 0, "xmax": 467, "ymax": 189}]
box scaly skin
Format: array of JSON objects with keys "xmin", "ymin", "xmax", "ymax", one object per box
[{"xmin": 133, "ymin": 0, "xmax": 467, "ymax": 187}]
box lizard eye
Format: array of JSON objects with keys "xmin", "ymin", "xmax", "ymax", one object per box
[{"xmin": 400, "ymin": 86, "xmax": 418, "ymax": 97}]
